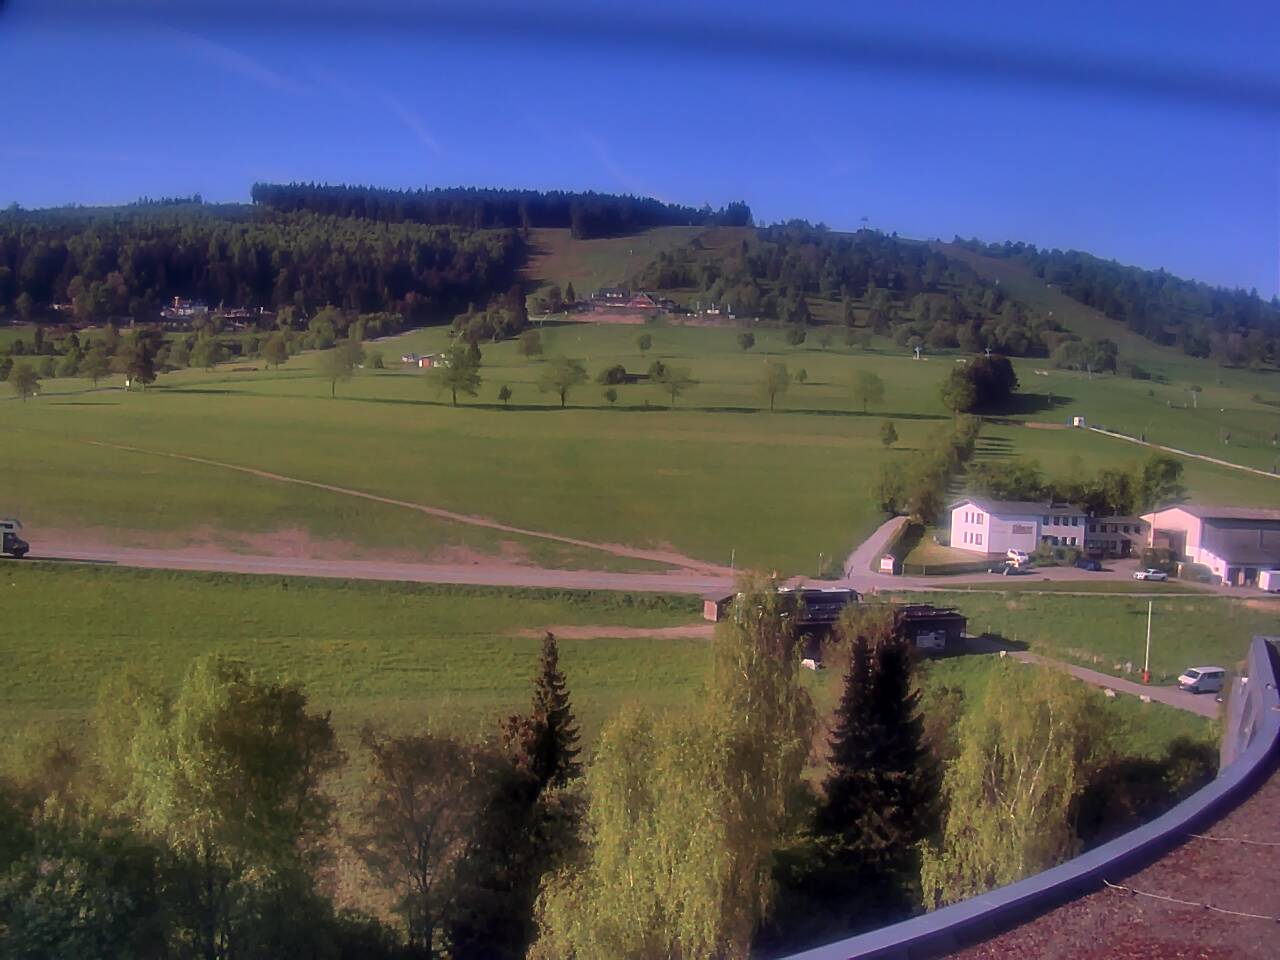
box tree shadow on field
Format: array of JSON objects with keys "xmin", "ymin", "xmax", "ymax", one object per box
[
  {"xmin": 982, "ymin": 391, "xmax": 1074, "ymax": 422},
  {"xmin": 952, "ymin": 632, "xmax": 1029, "ymax": 657},
  {"xmin": 50, "ymin": 400, "xmax": 121, "ymax": 406},
  {"xmin": 971, "ymin": 437, "xmax": 1016, "ymax": 459},
  {"xmin": 164, "ymin": 387, "xmax": 255, "ymax": 397}
]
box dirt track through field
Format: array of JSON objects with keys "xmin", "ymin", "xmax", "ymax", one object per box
[
  {"xmin": 80, "ymin": 438, "xmax": 730, "ymax": 575},
  {"xmin": 513, "ymin": 624, "xmax": 715, "ymax": 640}
]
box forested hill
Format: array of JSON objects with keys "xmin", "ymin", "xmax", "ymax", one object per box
[
  {"xmin": 634, "ymin": 222, "xmax": 1072, "ymax": 358},
  {"xmin": 250, "ymin": 182, "xmax": 752, "ymax": 240},
  {"xmin": 0, "ymin": 207, "xmax": 524, "ymax": 321},
  {"xmin": 954, "ymin": 238, "xmax": 1279, "ymax": 366}
]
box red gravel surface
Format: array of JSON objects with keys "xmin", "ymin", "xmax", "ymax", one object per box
[{"xmin": 950, "ymin": 763, "xmax": 1280, "ymax": 959}]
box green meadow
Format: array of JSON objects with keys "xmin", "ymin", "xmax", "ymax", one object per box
[
  {"xmin": 3, "ymin": 319, "xmax": 1275, "ymax": 575},
  {"xmin": 2, "ymin": 564, "xmax": 1214, "ymax": 765},
  {"xmin": 898, "ymin": 590, "xmax": 1278, "ymax": 684},
  {"xmin": 0, "ymin": 563, "xmax": 705, "ymax": 744}
]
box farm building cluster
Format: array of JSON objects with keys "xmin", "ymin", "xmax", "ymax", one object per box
[
  {"xmin": 701, "ymin": 586, "xmax": 968, "ymax": 664},
  {"xmin": 948, "ymin": 498, "xmax": 1146, "ymax": 560},
  {"xmin": 946, "ymin": 498, "xmax": 1280, "ymax": 587}
]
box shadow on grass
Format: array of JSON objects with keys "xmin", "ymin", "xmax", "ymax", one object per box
[
  {"xmin": 983, "ymin": 391, "xmax": 1074, "ymax": 421},
  {"xmin": 343, "ymin": 395, "xmax": 952, "ymax": 419},
  {"xmin": 952, "ymin": 632, "xmax": 1030, "ymax": 657}
]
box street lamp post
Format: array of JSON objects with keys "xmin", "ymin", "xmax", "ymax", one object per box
[{"xmin": 1142, "ymin": 600, "xmax": 1152, "ymax": 684}]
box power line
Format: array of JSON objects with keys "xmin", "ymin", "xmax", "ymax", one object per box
[{"xmin": 1102, "ymin": 879, "xmax": 1280, "ymax": 922}]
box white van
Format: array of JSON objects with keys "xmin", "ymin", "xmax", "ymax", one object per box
[{"xmin": 1177, "ymin": 666, "xmax": 1225, "ymax": 695}]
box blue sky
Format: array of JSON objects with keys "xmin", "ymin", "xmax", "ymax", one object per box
[{"xmin": 3, "ymin": 0, "xmax": 1277, "ymax": 295}]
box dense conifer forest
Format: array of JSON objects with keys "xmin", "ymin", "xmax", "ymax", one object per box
[{"xmin": 250, "ymin": 182, "xmax": 753, "ymax": 239}]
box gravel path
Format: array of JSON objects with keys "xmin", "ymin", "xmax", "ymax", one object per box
[{"xmin": 79, "ymin": 438, "xmax": 730, "ymax": 575}]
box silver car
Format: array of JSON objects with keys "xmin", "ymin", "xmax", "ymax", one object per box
[{"xmin": 1177, "ymin": 666, "xmax": 1225, "ymax": 694}]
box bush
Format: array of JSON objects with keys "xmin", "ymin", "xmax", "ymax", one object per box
[
  {"xmin": 367, "ymin": 350, "xmax": 385, "ymax": 369},
  {"xmin": 596, "ymin": 364, "xmax": 628, "ymax": 385},
  {"xmin": 1179, "ymin": 563, "xmax": 1214, "ymax": 583}
]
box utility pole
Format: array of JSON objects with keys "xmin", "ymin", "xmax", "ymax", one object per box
[
  {"xmin": 730, "ymin": 548, "xmax": 735, "ymax": 572},
  {"xmin": 1142, "ymin": 600, "xmax": 1152, "ymax": 684}
]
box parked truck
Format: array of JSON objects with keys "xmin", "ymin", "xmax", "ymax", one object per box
[
  {"xmin": 1, "ymin": 519, "xmax": 29, "ymax": 559},
  {"xmin": 1260, "ymin": 569, "xmax": 1280, "ymax": 593}
]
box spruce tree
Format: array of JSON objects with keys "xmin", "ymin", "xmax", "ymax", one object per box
[
  {"xmin": 503, "ymin": 632, "xmax": 581, "ymax": 791},
  {"xmin": 818, "ymin": 616, "xmax": 933, "ymax": 902},
  {"xmin": 818, "ymin": 634, "xmax": 874, "ymax": 837},
  {"xmin": 863, "ymin": 623, "xmax": 933, "ymax": 890}
]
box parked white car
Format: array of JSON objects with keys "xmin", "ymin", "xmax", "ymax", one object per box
[
  {"xmin": 1132, "ymin": 568, "xmax": 1169, "ymax": 581},
  {"xmin": 1006, "ymin": 549, "xmax": 1030, "ymax": 567}
]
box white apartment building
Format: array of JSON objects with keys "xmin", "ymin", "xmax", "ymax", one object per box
[{"xmin": 949, "ymin": 498, "xmax": 1087, "ymax": 556}]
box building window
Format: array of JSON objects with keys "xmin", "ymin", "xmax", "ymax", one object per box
[
  {"xmin": 1043, "ymin": 515, "xmax": 1051, "ymax": 525},
  {"xmin": 976, "ymin": 533, "xmax": 983, "ymax": 546},
  {"xmin": 1089, "ymin": 524, "xmax": 1097, "ymax": 533}
]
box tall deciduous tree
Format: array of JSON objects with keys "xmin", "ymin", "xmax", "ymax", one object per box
[
  {"xmin": 538, "ymin": 356, "xmax": 587, "ymax": 408},
  {"xmin": 760, "ymin": 360, "xmax": 790, "ymax": 411},
  {"xmin": 81, "ymin": 346, "xmax": 111, "ymax": 386},
  {"xmin": 263, "ymin": 335, "xmax": 289, "ymax": 369},
  {"xmin": 851, "ymin": 370, "xmax": 885, "ymax": 414},
  {"xmin": 317, "ymin": 340, "xmax": 360, "ymax": 397},
  {"xmin": 738, "ymin": 332, "xmax": 755, "ymax": 351},
  {"xmin": 921, "ymin": 660, "xmax": 1109, "ymax": 907},
  {"xmin": 190, "ymin": 337, "xmax": 226, "ymax": 372},
  {"xmin": 1138, "ymin": 454, "xmax": 1185, "ymax": 511},
  {"xmin": 431, "ymin": 344, "xmax": 483, "ymax": 406},
  {"xmin": 7, "ymin": 361, "xmax": 38, "ymax": 401},
  {"xmin": 530, "ymin": 577, "xmax": 813, "ymax": 960},
  {"xmin": 636, "ymin": 333, "xmax": 652, "ymax": 354},
  {"xmin": 98, "ymin": 657, "xmax": 340, "ymax": 960},
  {"xmin": 518, "ymin": 329, "xmax": 544, "ymax": 359},
  {"xmin": 114, "ymin": 330, "xmax": 162, "ymax": 388},
  {"xmin": 880, "ymin": 420, "xmax": 898, "ymax": 448},
  {"xmin": 655, "ymin": 364, "xmax": 694, "ymax": 407},
  {"xmin": 353, "ymin": 730, "xmax": 493, "ymax": 953}
]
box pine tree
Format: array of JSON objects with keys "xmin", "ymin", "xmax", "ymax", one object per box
[
  {"xmin": 818, "ymin": 634, "xmax": 873, "ymax": 837},
  {"xmin": 818, "ymin": 615, "xmax": 933, "ymax": 902},
  {"xmin": 503, "ymin": 632, "xmax": 581, "ymax": 791},
  {"xmin": 863, "ymin": 624, "xmax": 932, "ymax": 889}
]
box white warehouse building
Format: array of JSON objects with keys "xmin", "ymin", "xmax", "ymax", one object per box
[
  {"xmin": 1143, "ymin": 505, "xmax": 1280, "ymax": 587},
  {"xmin": 949, "ymin": 498, "xmax": 1087, "ymax": 556}
]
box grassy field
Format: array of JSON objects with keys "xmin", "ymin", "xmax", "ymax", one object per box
[
  {"xmin": 522, "ymin": 227, "xmax": 702, "ymax": 298},
  {"xmin": 0, "ymin": 563, "xmax": 706, "ymax": 744},
  {"xmin": 1, "ymin": 324, "xmax": 957, "ymax": 573},
  {"xmin": 4, "ymin": 563, "xmax": 1216, "ymax": 766},
  {"xmin": 3, "ymin": 305, "xmax": 1275, "ymax": 575},
  {"xmin": 898, "ymin": 590, "xmax": 1278, "ymax": 684}
]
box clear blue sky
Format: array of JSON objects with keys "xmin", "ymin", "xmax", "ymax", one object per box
[{"xmin": 4, "ymin": 0, "xmax": 1277, "ymax": 295}]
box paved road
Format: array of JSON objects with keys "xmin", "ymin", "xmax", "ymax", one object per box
[
  {"xmin": 1006, "ymin": 649, "xmax": 1220, "ymax": 718},
  {"xmin": 23, "ymin": 539, "xmax": 1249, "ymax": 601},
  {"xmin": 842, "ymin": 515, "xmax": 909, "ymax": 578}
]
